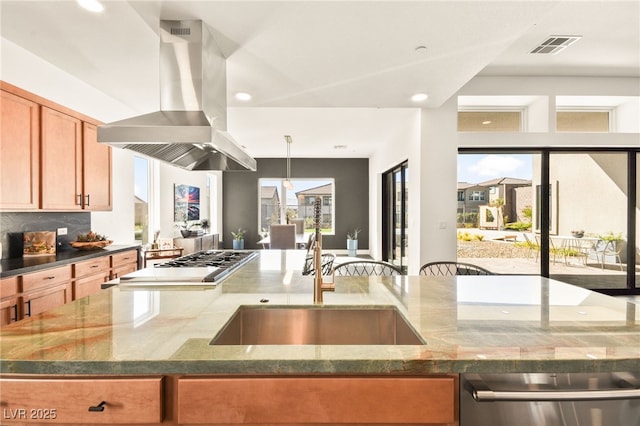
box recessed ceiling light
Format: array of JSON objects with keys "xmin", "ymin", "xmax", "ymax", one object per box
[
  {"xmin": 76, "ymin": 0, "xmax": 104, "ymax": 13},
  {"xmin": 482, "ymin": 120, "xmax": 492, "ymax": 125},
  {"xmin": 334, "ymin": 145, "xmax": 348, "ymax": 149},
  {"xmin": 235, "ymin": 92, "xmax": 252, "ymax": 101},
  {"xmin": 411, "ymin": 93, "xmax": 428, "ymax": 102}
]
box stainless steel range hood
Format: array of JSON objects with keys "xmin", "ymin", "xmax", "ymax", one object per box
[{"xmin": 98, "ymin": 20, "xmax": 256, "ymax": 171}]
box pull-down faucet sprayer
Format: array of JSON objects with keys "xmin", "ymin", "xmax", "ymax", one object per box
[{"xmin": 312, "ymin": 198, "xmax": 334, "ymax": 303}]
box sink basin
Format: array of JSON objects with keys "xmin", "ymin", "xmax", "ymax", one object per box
[{"xmin": 210, "ymin": 305, "xmax": 426, "ymax": 345}]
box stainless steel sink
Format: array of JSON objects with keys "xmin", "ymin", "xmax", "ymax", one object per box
[{"xmin": 210, "ymin": 305, "xmax": 426, "ymax": 345}]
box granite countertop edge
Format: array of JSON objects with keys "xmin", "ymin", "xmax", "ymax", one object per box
[
  {"xmin": 3, "ymin": 358, "xmax": 638, "ymax": 376},
  {"xmin": 0, "ymin": 244, "xmax": 141, "ymax": 278}
]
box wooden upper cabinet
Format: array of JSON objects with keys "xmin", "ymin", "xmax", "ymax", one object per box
[
  {"xmin": 41, "ymin": 106, "xmax": 83, "ymax": 210},
  {"xmin": 0, "ymin": 90, "xmax": 40, "ymax": 209},
  {"xmin": 0, "ymin": 82, "xmax": 112, "ymax": 211},
  {"xmin": 83, "ymin": 122, "xmax": 112, "ymax": 210}
]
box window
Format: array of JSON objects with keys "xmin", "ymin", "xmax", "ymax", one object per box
[
  {"xmin": 470, "ymin": 191, "xmax": 485, "ymax": 201},
  {"xmin": 134, "ymin": 156, "xmax": 149, "ymax": 244},
  {"xmin": 259, "ymin": 178, "xmax": 335, "ymax": 234},
  {"xmin": 458, "ymin": 111, "xmax": 522, "ymax": 132},
  {"xmin": 557, "ymin": 111, "xmax": 610, "ymax": 132},
  {"xmin": 457, "ymin": 191, "xmax": 465, "ymax": 201},
  {"xmin": 458, "ymin": 149, "xmax": 638, "ymax": 294}
]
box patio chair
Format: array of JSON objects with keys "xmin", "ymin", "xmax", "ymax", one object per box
[
  {"xmin": 333, "ymin": 260, "xmax": 403, "ymax": 276},
  {"xmin": 599, "ymin": 240, "xmax": 623, "ymax": 271},
  {"xmin": 419, "ymin": 261, "xmax": 493, "ymax": 276},
  {"xmin": 523, "ymin": 233, "xmax": 540, "ymax": 261},
  {"xmin": 302, "ymin": 252, "xmax": 336, "ymax": 276}
]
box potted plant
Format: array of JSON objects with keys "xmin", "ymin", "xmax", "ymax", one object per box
[
  {"xmin": 177, "ymin": 219, "xmax": 198, "ymax": 238},
  {"xmin": 347, "ymin": 228, "xmax": 361, "ymax": 257},
  {"xmin": 200, "ymin": 218, "xmax": 210, "ymax": 234},
  {"xmin": 231, "ymin": 228, "xmax": 246, "ymax": 250}
]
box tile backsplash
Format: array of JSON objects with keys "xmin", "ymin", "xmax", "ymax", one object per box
[{"xmin": 0, "ymin": 212, "xmax": 91, "ymax": 259}]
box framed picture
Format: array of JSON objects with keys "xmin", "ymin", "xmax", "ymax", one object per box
[{"xmin": 174, "ymin": 184, "xmax": 200, "ymax": 222}]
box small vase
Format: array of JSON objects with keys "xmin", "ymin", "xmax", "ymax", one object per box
[
  {"xmin": 347, "ymin": 239, "xmax": 358, "ymax": 257},
  {"xmin": 233, "ymin": 239, "xmax": 244, "ymax": 250}
]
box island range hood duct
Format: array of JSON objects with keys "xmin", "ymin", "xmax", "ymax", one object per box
[{"xmin": 97, "ymin": 20, "xmax": 256, "ymax": 171}]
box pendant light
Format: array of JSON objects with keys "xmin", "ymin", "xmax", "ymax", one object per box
[{"xmin": 284, "ymin": 135, "xmax": 294, "ymax": 190}]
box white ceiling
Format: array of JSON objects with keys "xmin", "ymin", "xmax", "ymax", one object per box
[{"xmin": 1, "ymin": 1, "xmax": 638, "ymax": 158}]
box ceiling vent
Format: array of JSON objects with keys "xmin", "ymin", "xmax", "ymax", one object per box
[{"xmin": 530, "ymin": 35, "xmax": 582, "ymax": 55}]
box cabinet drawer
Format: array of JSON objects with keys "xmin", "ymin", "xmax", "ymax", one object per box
[
  {"xmin": 73, "ymin": 256, "xmax": 110, "ymax": 278},
  {"xmin": 73, "ymin": 275, "xmax": 107, "ymax": 300},
  {"xmin": 0, "ymin": 376, "xmax": 163, "ymax": 424},
  {"xmin": 111, "ymin": 250, "xmax": 138, "ymax": 267},
  {"xmin": 1, "ymin": 275, "xmax": 19, "ymax": 298},
  {"xmin": 21, "ymin": 265, "xmax": 71, "ymax": 293},
  {"xmin": 178, "ymin": 375, "xmax": 457, "ymax": 424}
]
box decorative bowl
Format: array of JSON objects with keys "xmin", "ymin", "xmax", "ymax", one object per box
[
  {"xmin": 571, "ymin": 231, "xmax": 584, "ymax": 238},
  {"xmin": 70, "ymin": 240, "xmax": 113, "ymax": 250}
]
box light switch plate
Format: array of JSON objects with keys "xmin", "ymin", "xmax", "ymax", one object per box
[{"xmin": 57, "ymin": 227, "xmax": 68, "ymax": 236}]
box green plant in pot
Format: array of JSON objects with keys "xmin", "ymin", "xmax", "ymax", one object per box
[
  {"xmin": 347, "ymin": 228, "xmax": 361, "ymax": 257},
  {"xmin": 177, "ymin": 219, "xmax": 198, "ymax": 238},
  {"xmin": 232, "ymin": 228, "xmax": 246, "ymax": 250}
]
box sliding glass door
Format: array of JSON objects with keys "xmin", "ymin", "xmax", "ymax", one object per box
[
  {"xmin": 382, "ymin": 161, "xmax": 408, "ymax": 273},
  {"xmin": 458, "ymin": 149, "xmax": 638, "ymax": 294}
]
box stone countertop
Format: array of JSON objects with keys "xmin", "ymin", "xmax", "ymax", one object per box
[
  {"xmin": 0, "ymin": 244, "xmax": 141, "ymax": 278},
  {"xmin": 1, "ymin": 250, "xmax": 638, "ymax": 375}
]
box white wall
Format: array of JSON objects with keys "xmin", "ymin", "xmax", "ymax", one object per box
[{"xmin": 368, "ymin": 110, "xmax": 420, "ymax": 264}]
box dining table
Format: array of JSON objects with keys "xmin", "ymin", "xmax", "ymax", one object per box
[{"xmin": 549, "ymin": 234, "xmax": 599, "ymax": 265}]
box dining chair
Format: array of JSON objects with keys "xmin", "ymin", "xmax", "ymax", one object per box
[
  {"xmin": 302, "ymin": 253, "xmax": 336, "ymax": 276},
  {"xmin": 333, "ymin": 260, "xmax": 403, "ymax": 276},
  {"xmin": 269, "ymin": 224, "xmax": 296, "ymax": 249},
  {"xmin": 419, "ymin": 261, "xmax": 493, "ymax": 276}
]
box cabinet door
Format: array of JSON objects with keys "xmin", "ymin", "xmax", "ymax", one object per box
[
  {"xmin": 0, "ymin": 90, "xmax": 40, "ymax": 209},
  {"xmin": 41, "ymin": 106, "xmax": 82, "ymax": 210},
  {"xmin": 173, "ymin": 237, "xmax": 201, "ymax": 255},
  {"xmin": 0, "ymin": 276, "xmax": 21, "ymax": 324},
  {"xmin": 82, "ymin": 122, "xmax": 112, "ymax": 211},
  {"xmin": 178, "ymin": 376, "xmax": 457, "ymax": 425},
  {"xmin": 1, "ymin": 376, "xmax": 163, "ymax": 424},
  {"xmin": 110, "ymin": 250, "xmax": 139, "ymax": 279},
  {"xmin": 73, "ymin": 256, "xmax": 110, "ymax": 300},
  {"xmin": 0, "ymin": 296, "xmax": 21, "ymax": 325},
  {"xmin": 23, "ymin": 282, "xmax": 71, "ymax": 318}
]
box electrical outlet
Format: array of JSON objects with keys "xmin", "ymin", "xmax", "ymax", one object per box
[{"xmin": 57, "ymin": 227, "xmax": 68, "ymax": 236}]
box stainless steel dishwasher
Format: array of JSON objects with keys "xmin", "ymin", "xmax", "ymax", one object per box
[{"xmin": 460, "ymin": 372, "xmax": 640, "ymax": 426}]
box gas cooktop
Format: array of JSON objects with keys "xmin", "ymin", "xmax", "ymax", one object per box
[{"xmin": 119, "ymin": 250, "xmax": 257, "ymax": 284}]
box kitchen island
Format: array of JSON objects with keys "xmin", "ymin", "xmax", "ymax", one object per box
[{"xmin": 1, "ymin": 250, "xmax": 638, "ymax": 425}]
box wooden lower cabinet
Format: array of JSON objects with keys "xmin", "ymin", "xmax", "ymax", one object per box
[
  {"xmin": 0, "ymin": 376, "xmax": 163, "ymax": 424},
  {"xmin": 0, "ymin": 374, "xmax": 458, "ymax": 425},
  {"xmin": 72, "ymin": 256, "xmax": 110, "ymax": 300},
  {"xmin": 21, "ymin": 265, "xmax": 72, "ymax": 318},
  {"xmin": 0, "ymin": 276, "xmax": 21, "ymax": 326},
  {"xmin": 111, "ymin": 249, "xmax": 139, "ymax": 279},
  {"xmin": 178, "ymin": 375, "xmax": 459, "ymax": 425}
]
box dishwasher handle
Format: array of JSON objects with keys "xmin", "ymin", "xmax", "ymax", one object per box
[{"xmin": 467, "ymin": 379, "xmax": 640, "ymax": 402}]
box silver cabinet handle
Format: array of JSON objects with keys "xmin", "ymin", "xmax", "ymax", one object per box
[{"xmin": 467, "ymin": 380, "xmax": 640, "ymax": 402}]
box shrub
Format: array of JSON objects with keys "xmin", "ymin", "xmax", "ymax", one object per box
[{"xmin": 504, "ymin": 221, "xmax": 532, "ymax": 231}]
